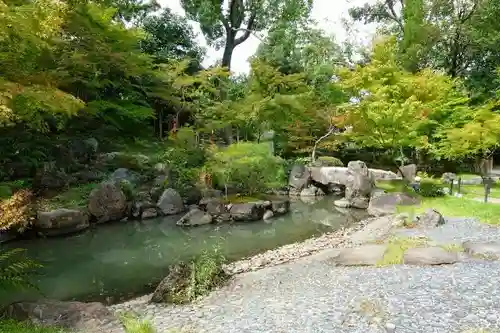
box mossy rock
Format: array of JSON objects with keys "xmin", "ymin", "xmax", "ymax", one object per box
[{"xmin": 313, "ymin": 156, "xmax": 344, "ymax": 167}]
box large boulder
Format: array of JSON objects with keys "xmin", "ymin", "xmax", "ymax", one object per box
[
  {"xmin": 88, "ymin": 182, "xmax": 128, "ymax": 223},
  {"xmin": 398, "ymin": 164, "xmax": 417, "ymax": 182},
  {"xmin": 150, "ymin": 263, "xmax": 190, "ymax": 303},
  {"xmin": 36, "ymin": 209, "xmax": 89, "ymax": 236},
  {"xmin": 310, "ymin": 166, "xmax": 399, "ymax": 187},
  {"xmin": 367, "ymin": 192, "xmax": 419, "ymax": 217},
  {"xmin": 288, "ymin": 165, "xmax": 310, "ymax": 196},
  {"xmin": 33, "ymin": 165, "xmax": 72, "ymax": 192},
  {"xmin": 334, "ymin": 161, "xmax": 375, "ymax": 209},
  {"xmin": 3, "ymin": 299, "xmax": 123, "ymax": 333},
  {"xmin": 204, "ymin": 198, "xmax": 231, "ymax": 222},
  {"xmin": 229, "ymin": 202, "xmax": 265, "ymax": 221},
  {"xmin": 109, "ymin": 168, "xmax": 140, "ymax": 186},
  {"xmin": 271, "ymin": 199, "xmax": 290, "ymax": 216},
  {"xmin": 156, "ymin": 188, "xmax": 184, "ymax": 215},
  {"xmin": 414, "ymin": 209, "xmax": 445, "ymax": 228},
  {"xmin": 130, "ymin": 198, "xmax": 158, "ymax": 220},
  {"xmin": 176, "ymin": 207, "xmax": 213, "ymax": 226}
]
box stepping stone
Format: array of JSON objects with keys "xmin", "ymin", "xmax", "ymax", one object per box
[
  {"xmin": 333, "ymin": 245, "xmax": 387, "ymax": 266},
  {"xmin": 349, "ymin": 215, "xmax": 402, "ymax": 245},
  {"xmin": 403, "ymin": 247, "xmax": 459, "ymax": 265},
  {"xmin": 463, "ymin": 241, "xmax": 500, "ymax": 260}
]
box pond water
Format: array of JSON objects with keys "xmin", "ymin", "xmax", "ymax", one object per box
[{"xmin": 0, "ymin": 196, "xmax": 368, "ymax": 305}]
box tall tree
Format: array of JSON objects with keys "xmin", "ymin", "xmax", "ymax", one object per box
[
  {"xmin": 349, "ymin": 0, "xmax": 500, "ymax": 97},
  {"xmin": 141, "ymin": 7, "xmax": 205, "ymax": 67},
  {"xmin": 255, "ymin": 21, "xmax": 344, "ymax": 75},
  {"xmin": 337, "ymin": 36, "xmax": 470, "ymax": 167},
  {"xmin": 180, "ymin": 0, "xmax": 313, "ymax": 70}
]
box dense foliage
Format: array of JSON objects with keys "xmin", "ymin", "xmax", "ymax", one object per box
[{"xmin": 0, "ymin": 0, "xmax": 499, "ymax": 189}]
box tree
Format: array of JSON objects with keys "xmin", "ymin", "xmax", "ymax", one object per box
[
  {"xmin": 348, "ymin": 0, "xmax": 500, "ymax": 98},
  {"xmin": 255, "ymin": 21, "xmax": 345, "ymax": 75},
  {"xmin": 337, "ymin": 37, "xmax": 469, "ymax": 168},
  {"xmin": 180, "ymin": 0, "xmax": 313, "ymax": 70},
  {"xmin": 141, "ymin": 7, "xmax": 204, "ymax": 67},
  {"xmin": 0, "ymin": 0, "xmax": 85, "ymax": 131}
]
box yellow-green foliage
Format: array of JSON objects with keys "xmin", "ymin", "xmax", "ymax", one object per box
[
  {"xmin": 0, "ymin": 189, "xmax": 34, "ymax": 232},
  {"xmin": 206, "ymin": 142, "xmax": 286, "ymax": 195},
  {"xmin": 377, "ymin": 237, "xmax": 428, "ymax": 266},
  {"xmin": 119, "ymin": 313, "xmax": 156, "ymax": 333}
]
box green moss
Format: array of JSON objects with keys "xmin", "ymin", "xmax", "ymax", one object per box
[
  {"xmin": 439, "ymin": 243, "xmax": 464, "ymax": 253},
  {"xmin": 222, "ymin": 194, "xmax": 267, "ymax": 204},
  {"xmin": 377, "ymin": 236, "xmax": 428, "ymax": 266},
  {"xmin": 0, "ymin": 320, "xmax": 66, "ymax": 333},
  {"xmin": 40, "ymin": 183, "xmax": 98, "ymax": 210},
  {"xmin": 376, "ymin": 180, "xmax": 408, "ymax": 193},
  {"xmin": 315, "ymin": 156, "xmax": 344, "ymax": 167}
]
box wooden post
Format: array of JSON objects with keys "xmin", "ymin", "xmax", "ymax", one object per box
[
  {"xmin": 484, "ymin": 177, "xmax": 492, "ymax": 203},
  {"xmin": 457, "ymin": 177, "xmax": 461, "ymax": 196},
  {"xmin": 449, "ymin": 179, "xmax": 454, "ymax": 196}
]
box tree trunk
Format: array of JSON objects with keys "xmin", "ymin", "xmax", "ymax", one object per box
[{"xmin": 222, "ymin": 33, "xmax": 235, "ymax": 70}]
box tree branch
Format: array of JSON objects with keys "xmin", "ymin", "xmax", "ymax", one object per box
[
  {"xmin": 234, "ymin": 10, "xmax": 257, "ymax": 46},
  {"xmin": 311, "ymin": 124, "xmax": 342, "ymax": 162},
  {"xmin": 385, "ymin": 0, "xmax": 404, "ymax": 32},
  {"xmin": 231, "ymin": 27, "xmax": 264, "ymax": 42}
]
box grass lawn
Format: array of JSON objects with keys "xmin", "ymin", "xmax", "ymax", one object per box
[
  {"xmin": 397, "ymin": 195, "xmax": 500, "ymax": 225},
  {"xmin": 0, "ymin": 320, "xmax": 66, "ymax": 333},
  {"xmin": 376, "ymin": 180, "xmax": 500, "ymax": 225}
]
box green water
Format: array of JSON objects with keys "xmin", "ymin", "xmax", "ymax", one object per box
[{"xmin": 1, "ymin": 196, "xmax": 367, "ymax": 305}]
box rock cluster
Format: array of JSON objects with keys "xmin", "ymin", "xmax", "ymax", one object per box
[
  {"xmin": 288, "ymin": 160, "xmax": 400, "ymax": 199},
  {"xmin": 177, "ymin": 192, "xmax": 290, "ymax": 226}
]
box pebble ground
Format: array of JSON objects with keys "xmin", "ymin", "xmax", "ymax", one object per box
[{"xmin": 112, "ymin": 218, "xmax": 500, "ymax": 333}]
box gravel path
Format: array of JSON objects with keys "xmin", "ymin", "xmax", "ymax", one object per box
[
  {"xmin": 112, "ymin": 218, "xmax": 500, "ymax": 333},
  {"xmin": 396, "ymin": 217, "xmax": 500, "ymax": 244}
]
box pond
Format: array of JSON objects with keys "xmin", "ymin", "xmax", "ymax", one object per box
[{"xmin": 0, "ymin": 196, "xmax": 368, "ymax": 305}]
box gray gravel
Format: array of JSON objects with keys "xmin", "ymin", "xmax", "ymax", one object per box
[
  {"xmin": 395, "ymin": 217, "xmax": 500, "ymax": 244},
  {"xmin": 112, "ymin": 217, "xmax": 500, "ymax": 333}
]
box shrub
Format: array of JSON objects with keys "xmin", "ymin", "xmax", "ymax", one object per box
[
  {"xmin": 118, "ymin": 313, "xmax": 156, "ymax": 333},
  {"xmin": 155, "ymin": 245, "xmax": 228, "ymax": 304},
  {"xmin": 314, "ymin": 156, "xmax": 344, "ymax": 167},
  {"xmin": 0, "ymin": 189, "xmax": 35, "ymax": 232},
  {"xmin": 418, "ymin": 180, "xmax": 445, "ymax": 197},
  {"xmin": 206, "ymin": 142, "xmax": 286, "ymax": 195},
  {"xmin": 159, "ymin": 127, "xmax": 205, "ymax": 196}
]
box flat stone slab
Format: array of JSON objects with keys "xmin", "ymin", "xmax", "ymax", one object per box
[
  {"xmin": 349, "ymin": 215, "xmax": 402, "ymax": 245},
  {"xmin": 333, "ymin": 245, "xmax": 387, "ymax": 266},
  {"xmin": 403, "ymin": 247, "xmax": 459, "ymax": 265},
  {"xmin": 463, "ymin": 241, "xmax": 500, "ymax": 260}
]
